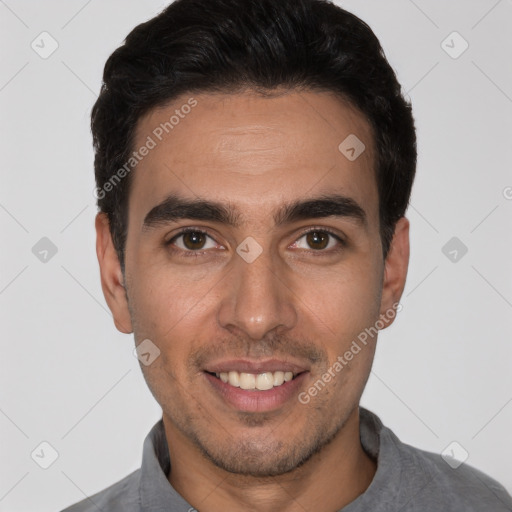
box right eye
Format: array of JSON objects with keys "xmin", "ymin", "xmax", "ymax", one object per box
[{"xmin": 166, "ymin": 228, "xmax": 223, "ymax": 254}]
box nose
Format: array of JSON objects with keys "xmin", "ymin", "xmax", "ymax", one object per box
[{"xmin": 217, "ymin": 244, "xmax": 298, "ymax": 341}]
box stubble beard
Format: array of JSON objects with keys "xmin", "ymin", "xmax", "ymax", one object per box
[{"xmin": 165, "ymin": 398, "xmax": 355, "ymax": 478}]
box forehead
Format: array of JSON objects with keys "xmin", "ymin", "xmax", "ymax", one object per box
[{"xmin": 129, "ymin": 90, "xmax": 378, "ymax": 231}]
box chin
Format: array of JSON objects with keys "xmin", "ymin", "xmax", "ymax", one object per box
[{"xmin": 192, "ymin": 419, "xmax": 343, "ymax": 477}]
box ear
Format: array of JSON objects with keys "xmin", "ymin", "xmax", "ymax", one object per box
[
  {"xmin": 378, "ymin": 216, "xmax": 410, "ymax": 328},
  {"xmin": 95, "ymin": 212, "xmax": 133, "ymax": 334}
]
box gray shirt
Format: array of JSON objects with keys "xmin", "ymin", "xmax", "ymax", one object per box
[{"xmin": 61, "ymin": 407, "xmax": 512, "ymax": 511}]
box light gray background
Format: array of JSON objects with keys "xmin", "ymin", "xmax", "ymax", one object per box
[{"xmin": 1, "ymin": 1, "xmax": 511, "ymax": 510}]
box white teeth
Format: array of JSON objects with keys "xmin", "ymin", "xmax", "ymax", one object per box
[
  {"xmin": 255, "ymin": 372, "xmax": 274, "ymax": 391},
  {"xmin": 273, "ymin": 371, "xmax": 284, "ymax": 386},
  {"xmin": 228, "ymin": 371, "xmax": 240, "ymax": 387},
  {"xmin": 239, "ymin": 373, "xmax": 256, "ymax": 390},
  {"xmin": 214, "ymin": 370, "xmax": 297, "ymax": 390}
]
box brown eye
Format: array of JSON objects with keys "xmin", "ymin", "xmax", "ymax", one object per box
[
  {"xmin": 305, "ymin": 231, "xmax": 330, "ymax": 250},
  {"xmin": 292, "ymin": 229, "xmax": 344, "ymax": 252},
  {"xmin": 168, "ymin": 230, "xmax": 218, "ymax": 252},
  {"xmin": 182, "ymin": 231, "xmax": 207, "ymax": 250}
]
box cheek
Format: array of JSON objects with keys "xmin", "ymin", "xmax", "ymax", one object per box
[
  {"xmin": 127, "ymin": 262, "xmax": 218, "ymax": 380},
  {"xmin": 128, "ymin": 275, "xmax": 205, "ymax": 404},
  {"xmin": 130, "ymin": 259, "xmax": 215, "ymax": 327},
  {"xmin": 294, "ymin": 258, "xmax": 382, "ymax": 340}
]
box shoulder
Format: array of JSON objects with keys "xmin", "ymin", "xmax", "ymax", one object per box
[
  {"xmin": 394, "ymin": 434, "xmax": 512, "ymax": 511},
  {"xmin": 60, "ymin": 469, "xmax": 141, "ymax": 512}
]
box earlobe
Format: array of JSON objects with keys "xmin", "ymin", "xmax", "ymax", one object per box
[
  {"xmin": 379, "ymin": 216, "xmax": 410, "ymax": 328},
  {"xmin": 95, "ymin": 212, "xmax": 133, "ymax": 334}
]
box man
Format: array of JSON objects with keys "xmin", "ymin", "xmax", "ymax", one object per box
[{"xmin": 63, "ymin": 0, "xmax": 512, "ymax": 510}]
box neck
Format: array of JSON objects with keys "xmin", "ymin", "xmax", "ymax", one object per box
[{"xmin": 165, "ymin": 407, "xmax": 377, "ymax": 512}]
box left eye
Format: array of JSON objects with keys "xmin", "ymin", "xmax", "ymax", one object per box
[{"xmin": 292, "ymin": 230, "xmax": 342, "ymax": 251}]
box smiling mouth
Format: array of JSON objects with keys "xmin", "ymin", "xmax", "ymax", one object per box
[{"xmin": 206, "ymin": 370, "xmax": 303, "ymax": 391}]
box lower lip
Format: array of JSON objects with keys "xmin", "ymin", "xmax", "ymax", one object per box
[{"xmin": 204, "ymin": 372, "xmax": 308, "ymax": 413}]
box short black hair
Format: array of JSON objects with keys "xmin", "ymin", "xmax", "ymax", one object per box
[{"xmin": 92, "ymin": 0, "xmax": 416, "ymax": 273}]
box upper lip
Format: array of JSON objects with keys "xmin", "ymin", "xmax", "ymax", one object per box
[{"xmin": 203, "ymin": 358, "xmax": 310, "ymax": 375}]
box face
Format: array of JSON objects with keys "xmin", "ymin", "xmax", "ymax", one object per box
[{"xmin": 96, "ymin": 90, "xmax": 409, "ymax": 477}]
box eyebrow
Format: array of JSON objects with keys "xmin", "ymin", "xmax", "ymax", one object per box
[{"xmin": 142, "ymin": 193, "xmax": 367, "ymax": 232}]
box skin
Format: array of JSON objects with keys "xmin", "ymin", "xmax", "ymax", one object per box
[{"xmin": 96, "ymin": 89, "xmax": 410, "ymax": 512}]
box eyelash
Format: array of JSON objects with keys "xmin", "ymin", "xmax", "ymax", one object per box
[{"xmin": 165, "ymin": 226, "xmax": 346, "ymax": 258}]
